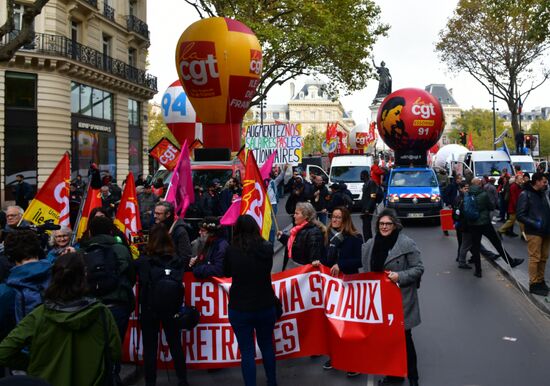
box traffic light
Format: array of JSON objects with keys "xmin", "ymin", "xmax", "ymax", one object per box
[
  {"xmin": 525, "ymin": 135, "xmax": 531, "ymax": 149},
  {"xmin": 459, "ymin": 132, "xmax": 467, "ymax": 145}
]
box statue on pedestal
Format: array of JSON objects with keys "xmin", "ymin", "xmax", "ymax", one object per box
[{"xmin": 372, "ymin": 59, "xmax": 392, "ymax": 103}]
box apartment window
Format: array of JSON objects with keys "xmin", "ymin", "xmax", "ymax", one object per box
[
  {"xmin": 102, "ymin": 35, "xmax": 112, "ymax": 70},
  {"xmin": 71, "ymin": 82, "xmax": 113, "ymax": 120},
  {"xmin": 71, "ymin": 21, "xmax": 79, "ymax": 42},
  {"xmin": 14, "ymin": 4, "xmax": 24, "ymax": 30},
  {"xmin": 128, "ymin": 48, "xmax": 137, "ymax": 67},
  {"xmin": 273, "ymin": 112, "xmax": 280, "ymax": 120},
  {"xmin": 129, "ymin": 0, "xmax": 136, "ymax": 16},
  {"xmin": 295, "ymin": 111, "xmax": 301, "ymax": 120}
]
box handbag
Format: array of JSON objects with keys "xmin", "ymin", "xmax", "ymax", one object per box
[{"xmin": 173, "ymin": 305, "xmax": 201, "ymax": 330}]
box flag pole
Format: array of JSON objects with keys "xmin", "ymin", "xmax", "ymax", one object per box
[
  {"xmin": 70, "ymin": 178, "xmax": 90, "ymax": 246},
  {"xmin": 271, "ymin": 205, "xmax": 280, "ymax": 233}
]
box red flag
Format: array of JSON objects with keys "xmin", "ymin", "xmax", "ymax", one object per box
[
  {"xmin": 326, "ymin": 122, "xmax": 338, "ymax": 143},
  {"xmin": 240, "ymin": 151, "xmax": 272, "ymax": 240},
  {"xmin": 23, "ymin": 153, "xmax": 71, "ymax": 227},
  {"xmin": 114, "ymin": 172, "xmax": 142, "ymax": 241},
  {"xmin": 149, "ymin": 138, "xmax": 181, "ymax": 171},
  {"xmin": 467, "ymin": 132, "xmax": 474, "ymax": 150},
  {"xmin": 75, "ymin": 186, "xmax": 102, "ymax": 240}
]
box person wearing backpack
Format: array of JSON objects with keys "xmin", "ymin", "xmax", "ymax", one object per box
[
  {"xmin": 3, "ymin": 230, "xmax": 51, "ymax": 324},
  {"xmin": 80, "ymin": 216, "xmax": 135, "ymax": 384},
  {"xmin": 154, "ymin": 202, "xmax": 193, "ymax": 270},
  {"xmin": 134, "ymin": 224, "xmax": 189, "ymax": 386},
  {"xmin": 0, "ymin": 252, "xmax": 120, "ymax": 386}
]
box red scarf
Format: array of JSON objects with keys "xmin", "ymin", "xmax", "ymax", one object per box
[{"xmin": 287, "ymin": 221, "xmax": 308, "ymax": 259}]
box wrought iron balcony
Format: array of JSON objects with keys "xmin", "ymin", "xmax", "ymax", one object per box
[
  {"xmin": 1, "ymin": 32, "xmax": 157, "ymax": 92},
  {"xmin": 103, "ymin": 3, "xmax": 115, "ymax": 21},
  {"xmin": 126, "ymin": 15, "xmax": 149, "ymax": 40},
  {"xmin": 83, "ymin": 0, "xmax": 97, "ymax": 7}
]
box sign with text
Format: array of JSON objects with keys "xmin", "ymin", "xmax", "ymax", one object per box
[
  {"xmin": 149, "ymin": 138, "xmax": 181, "ymax": 171},
  {"xmin": 122, "ymin": 265, "xmax": 407, "ymax": 377},
  {"xmin": 244, "ymin": 123, "xmax": 303, "ymax": 166}
]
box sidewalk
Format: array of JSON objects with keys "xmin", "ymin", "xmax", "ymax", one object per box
[{"xmin": 480, "ymin": 221, "xmax": 550, "ymax": 315}]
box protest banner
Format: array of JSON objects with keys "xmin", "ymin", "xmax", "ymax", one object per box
[
  {"xmin": 244, "ymin": 123, "xmax": 303, "ymax": 166},
  {"xmin": 123, "ymin": 264, "xmax": 407, "ymax": 377}
]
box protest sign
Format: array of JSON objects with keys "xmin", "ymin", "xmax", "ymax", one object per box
[
  {"xmin": 123, "ymin": 265, "xmax": 407, "ymax": 377},
  {"xmin": 244, "ymin": 123, "xmax": 303, "ymax": 166}
]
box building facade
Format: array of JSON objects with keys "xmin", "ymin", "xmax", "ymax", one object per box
[
  {"xmin": 0, "ymin": 0, "xmax": 156, "ymax": 205},
  {"xmin": 424, "ymin": 84, "xmax": 461, "ymax": 145},
  {"xmin": 250, "ymin": 80, "xmax": 355, "ymax": 136}
]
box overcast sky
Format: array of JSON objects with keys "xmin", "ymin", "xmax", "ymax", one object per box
[{"xmin": 147, "ymin": 0, "xmax": 550, "ymax": 125}]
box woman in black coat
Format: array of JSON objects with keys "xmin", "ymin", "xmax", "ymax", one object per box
[
  {"xmin": 224, "ymin": 215, "xmax": 278, "ymax": 386},
  {"xmin": 278, "ymin": 202, "xmax": 327, "ymax": 270},
  {"xmin": 318, "ymin": 206, "xmax": 363, "ymax": 376},
  {"xmin": 134, "ymin": 224, "xmax": 188, "ymax": 386}
]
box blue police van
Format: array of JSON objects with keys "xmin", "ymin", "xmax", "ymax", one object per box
[{"xmin": 385, "ymin": 166, "xmax": 443, "ymax": 221}]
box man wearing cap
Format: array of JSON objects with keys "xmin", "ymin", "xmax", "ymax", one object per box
[{"xmin": 199, "ymin": 181, "xmax": 222, "ymax": 217}]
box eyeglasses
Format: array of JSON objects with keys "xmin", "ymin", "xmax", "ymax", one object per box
[
  {"xmin": 331, "ymin": 216, "xmax": 343, "ymax": 219},
  {"xmin": 379, "ymin": 222, "xmax": 394, "ymax": 227},
  {"xmin": 55, "ymin": 235, "xmax": 69, "ymax": 238},
  {"xmin": 6, "ymin": 214, "xmax": 20, "ymax": 218}
]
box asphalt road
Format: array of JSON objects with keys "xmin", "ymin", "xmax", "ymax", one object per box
[{"xmin": 138, "ymin": 214, "xmax": 550, "ymax": 386}]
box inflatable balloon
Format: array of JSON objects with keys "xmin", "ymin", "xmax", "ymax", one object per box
[
  {"xmin": 433, "ymin": 144, "xmax": 468, "ymax": 170},
  {"xmin": 175, "ymin": 17, "xmax": 262, "ymax": 151},
  {"xmin": 161, "ymin": 80, "xmax": 202, "ymax": 146},
  {"xmin": 376, "ymin": 88, "xmax": 445, "ymax": 151}
]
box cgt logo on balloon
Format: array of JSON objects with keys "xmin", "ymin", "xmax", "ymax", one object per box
[{"xmin": 177, "ymin": 41, "xmax": 221, "ymax": 96}]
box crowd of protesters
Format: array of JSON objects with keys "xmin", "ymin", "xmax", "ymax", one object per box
[{"xmin": 0, "ymin": 154, "xmax": 548, "ymax": 386}]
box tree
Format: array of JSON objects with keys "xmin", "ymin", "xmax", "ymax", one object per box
[
  {"xmin": 302, "ymin": 130, "xmax": 324, "ymax": 155},
  {"xmin": 0, "ymin": 0, "xmax": 50, "ymax": 62},
  {"xmin": 527, "ymin": 119, "xmax": 550, "ymax": 156},
  {"xmin": 451, "ymin": 108, "xmax": 512, "ymax": 150},
  {"xmin": 436, "ymin": 0, "xmax": 550, "ymax": 137},
  {"xmin": 184, "ymin": 0, "xmax": 389, "ymax": 106}
]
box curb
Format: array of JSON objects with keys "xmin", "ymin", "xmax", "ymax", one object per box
[
  {"xmin": 121, "ymin": 364, "xmax": 143, "ymax": 385},
  {"xmin": 482, "ymin": 242, "xmax": 550, "ymax": 316}
]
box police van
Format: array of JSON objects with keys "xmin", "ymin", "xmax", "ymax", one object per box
[{"xmin": 385, "ymin": 151, "xmax": 443, "ymax": 221}]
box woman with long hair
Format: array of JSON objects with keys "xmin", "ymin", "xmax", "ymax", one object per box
[
  {"xmin": 319, "ymin": 206, "xmax": 363, "ymax": 376},
  {"xmin": 134, "ymin": 224, "xmax": 188, "ymax": 386},
  {"xmin": 361, "ymin": 209, "xmax": 424, "ymax": 386},
  {"xmin": 278, "ymin": 201, "xmax": 327, "ymax": 270},
  {"xmin": 0, "ymin": 252, "xmax": 120, "ymax": 386},
  {"xmin": 224, "ymin": 214, "xmax": 278, "ymax": 386}
]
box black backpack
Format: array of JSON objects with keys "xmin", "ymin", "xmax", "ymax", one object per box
[
  {"xmin": 148, "ymin": 262, "xmax": 184, "ymax": 315},
  {"xmin": 84, "ymin": 244, "xmax": 119, "ymax": 297}
]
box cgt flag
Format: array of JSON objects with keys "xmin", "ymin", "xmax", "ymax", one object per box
[
  {"xmin": 75, "ymin": 186, "xmax": 102, "ymax": 240},
  {"xmin": 240, "ymin": 151, "xmax": 272, "ymax": 240},
  {"xmin": 114, "ymin": 172, "xmax": 142, "ymax": 259},
  {"xmin": 23, "ymin": 153, "xmax": 70, "ymax": 227}
]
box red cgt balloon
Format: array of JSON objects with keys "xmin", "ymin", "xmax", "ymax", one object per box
[{"xmin": 376, "ymin": 88, "xmax": 445, "ymax": 152}]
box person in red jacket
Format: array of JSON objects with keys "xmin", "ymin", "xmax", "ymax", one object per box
[
  {"xmin": 370, "ymin": 158, "xmax": 386, "ymax": 187},
  {"xmin": 498, "ymin": 176, "xmax": 522, "ymax": 237}
]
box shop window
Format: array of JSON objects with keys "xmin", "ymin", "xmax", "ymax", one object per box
[
  {"xmin": 71, "ymin": 82, "xmax": 113, "ymax": 120},
  {"xmin": 5, "ymin": 71, "xmax": 36, "ymax": 108}
]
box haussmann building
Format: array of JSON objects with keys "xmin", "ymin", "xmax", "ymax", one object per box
[{"xmin": 0, "ymin": 0, "xmax": 157, "ymax": 205}]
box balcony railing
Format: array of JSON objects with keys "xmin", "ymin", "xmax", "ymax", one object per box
[
  {"xmin": 1, "ymin": 32, "xmax": 157, "ymax": 92},
  {"xmin": 103, "ymin": 3, "xmax": 115, "ymax": 21},
  {"xmin": 126, "ymin": 15, "xmax": 149, "ymax": 40},
  {"xmin": 83, "ymin": 0, "xmax": 97, "ymax": 7}
]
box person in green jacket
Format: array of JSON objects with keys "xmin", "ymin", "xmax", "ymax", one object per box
[{"xmin": 0, "ymin": 252, "xmax": 121, "ymax": 386}]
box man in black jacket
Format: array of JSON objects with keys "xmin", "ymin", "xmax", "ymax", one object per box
[
  {"xmin": 12, "ymin": 175, "xmax": 33, "ymax": 210},
  {"xmin": 154, "ymin": 201, "xmax": 192, "ymax": 270},
  {"xmin": 360, "ymin": 170, "xmax": 379, "ymax": 241},
  {"xmin": 311, "ymin": 175, "xmax": 329, "ymax": 224},
  {"xmin": 517, "ymin": 172, "xmax": 550, "ymax": 296}
]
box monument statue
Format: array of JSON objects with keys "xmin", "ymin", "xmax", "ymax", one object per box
[{"xmin": 372, "ymin": 59, "xmax": 392, "ymax": 103}]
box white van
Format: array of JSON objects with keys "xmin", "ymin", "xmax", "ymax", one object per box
[
  {"xmin": 452, "ymin": 150, "xmax": 513, "ymax": 181},
  {"xmin": 307, "ymin": 155, "xmax": 373, "ymax": 204},
  {"xmin": 511, "ymin": 155, "xmax": 536, "ymax": 174}
]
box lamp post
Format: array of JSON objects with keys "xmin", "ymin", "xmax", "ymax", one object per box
[
  {"xmin": 492, "ymin": 83, "xmax": 497, "ymax": 150},
  {"xmin": 260, "ymin": 97, "xmax": 267, "ymax": 127}
]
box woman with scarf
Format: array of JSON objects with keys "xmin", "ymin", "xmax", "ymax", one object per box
[
  {"xmin": 361, "ymin": 209, "xmax": 424, "ymax": 386},
  {"xmin": 46, "ymin": 227, "xmax": 76, "ymax": 263},
  {"xmin": 319, "ymin": 206, "xmax": 363, "ymax": 376},
  {"xmin": 277, "ymin": 202, "xmax": 327, "ymax": 270},
  {"xmin": 190, "ymin": 217, "xmax": 228, "ymax": 278}
]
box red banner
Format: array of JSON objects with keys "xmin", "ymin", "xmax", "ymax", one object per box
[
  {"xmin": 149, "ymin": 138, "xmax": 181, "ymax": 171},
  {"xmin": 123, "ymin": 265, "xmax": 407, "ymax": 376}
]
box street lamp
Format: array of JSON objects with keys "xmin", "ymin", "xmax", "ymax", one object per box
[
  {"xmin": 491, "ymin": 83, "xmax": 496, "ymax": 150},
  {"xmin": 260, "ymin": 97, "xmax": 267, "ymax": 126}
]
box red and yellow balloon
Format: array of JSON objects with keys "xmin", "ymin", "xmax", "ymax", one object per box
[
  {"xmin": 175, "ymin": 17, "xmax": 262, "ymax": 151},
  {"xmin": 376, "ymin": 88, "xmax": 445, "ymax": 151}
]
